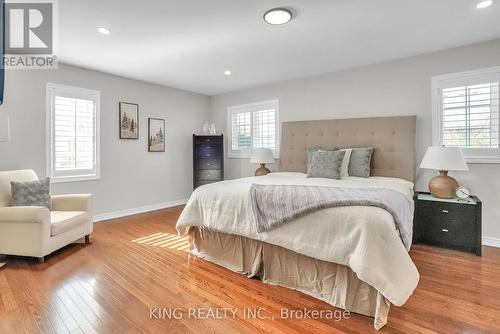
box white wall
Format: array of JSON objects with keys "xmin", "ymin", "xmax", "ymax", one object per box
[
  {"xmin": 210, "ymin": 38, "xmax": 500, "ymax": 243},
  {"xmin": 0, "ymin": 64, "xmax": 209, "ymax": 217}
]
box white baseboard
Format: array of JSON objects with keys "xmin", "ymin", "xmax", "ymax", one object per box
[
  {"xmin": 483, "ymin": 236, "xmax": 500, "ymax": 248},
  {"xmin": 93, "ymin": 198, "xmax": 188, "ymax": 223}
]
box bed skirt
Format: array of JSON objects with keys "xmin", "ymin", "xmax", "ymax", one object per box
[{"xmin": 189, "ymin": 227, "xmax": 390, "ymax": 330}]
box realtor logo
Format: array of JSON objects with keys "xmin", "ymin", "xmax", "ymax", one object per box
[
  {"xmin": 5, "ymin": 2, "xmax": 53, "ymax": 54},
  {"xmin": 3, "ymin": 0, "xmax": 57, "ymax": 69}
]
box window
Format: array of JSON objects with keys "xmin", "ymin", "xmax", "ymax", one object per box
[
  {"xmin": 432, "ymin": 67, "xmax": 500, "ymax": 163},
  {"xmin": 46, "ymin": 83, "xmax": 100, "ymax": 182},
  {"xmin": 228, "ymin": 99, "xmax": 279, "ymax": 158}
]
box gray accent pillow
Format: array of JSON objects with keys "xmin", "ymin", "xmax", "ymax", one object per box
[
  {"xmin": 11, "ymin": 177, "xmax": 51, "ymax": 209},
  {"xmin": 348, "ymin": 147, "xmax": 373, "ymax": 178},
  {"xmin": 307, "ymin": 150, "xmax": 345, "ymax": 179},
  {"xmin": 306, "ymin": 148, "xmax": 337, "ymax": 171}
]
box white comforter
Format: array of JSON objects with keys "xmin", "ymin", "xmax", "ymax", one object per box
[{"xmin": 176, "ymin": 172, "xmax": 419, "ymax": 306}]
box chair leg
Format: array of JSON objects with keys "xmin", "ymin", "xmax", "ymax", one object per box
[
  {"xmin": 37, "ymin": 256, "xmax": 45, "ymax": 263},
  {"xmin": 85, "ymin": 235, "xmax": 90, "ymax": 244}
]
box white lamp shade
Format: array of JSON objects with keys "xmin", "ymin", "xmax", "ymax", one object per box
[
  {"xmin": 420, "ymin": 146, "xmax": 469, "ymax": 171},
  {"xmin": 250, "ymin": 148, "xmax": 275, "ymax": 164}
]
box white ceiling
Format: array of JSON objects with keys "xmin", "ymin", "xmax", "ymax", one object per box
[{"xmin": 59, "ymin": 0, "xmax": 500, "ymax": 96}]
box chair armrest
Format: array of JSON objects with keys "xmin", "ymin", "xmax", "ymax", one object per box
[
  {"xmin": 51, "ymin": 194, "xmax": 92, "ymax": 212},
  {"xmin": 0, "ymin": 206, "xmax": 50, "ymax": 224}
]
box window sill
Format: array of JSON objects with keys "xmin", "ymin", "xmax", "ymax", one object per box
[
  {"xmin": 51, "ymin": 175, "xmax": 100, "ymax": 183},
  {"xmin": 228, "ymin": 154, "xmax": 280, "ymax": 159},
  {"xmin": 228, "ymin": 154, "xmax": 252, "ymax": 159},
  {"xmin": 465, "ymin": 157, "xmax": 500, "ymax": 164}
]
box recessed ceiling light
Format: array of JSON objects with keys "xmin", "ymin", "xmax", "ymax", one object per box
[
  {"xmin": 98, "ymin": 27, "xmax": 111, "ymax": 35},
  {"xmin": 476, "ymin": 0, "xmax": 493, "ymax": 9},
  {"xmin": 224, "ymin": 70, "xmax": 232, "ymax": 76},
  {"xmin": 263, "ymin": 8, "xmax": 293, "ymax": 25}
]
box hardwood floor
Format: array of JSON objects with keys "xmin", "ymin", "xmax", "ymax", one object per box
[{"xmin": 1, "ymin": 206, "xmax": 500, "ymax": 334}]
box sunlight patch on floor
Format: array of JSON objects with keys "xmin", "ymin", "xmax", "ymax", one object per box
[{"xmin": 132, "ymin": 232, "xmax": 189, "ymax": 251}]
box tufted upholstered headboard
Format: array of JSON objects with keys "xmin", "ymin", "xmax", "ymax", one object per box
[{"xmin": 280, "ymin": 116, "xmax": 417, "ymax": 182}]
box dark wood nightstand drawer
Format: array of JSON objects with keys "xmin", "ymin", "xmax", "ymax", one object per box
[
  {"xmin": 194, "ymin": 180, "xmax": 219, "ymax": 188},
  {"xmin": 195, "ymin": 136, "xmax": 222, "ymax": 144},
  {"xmin": 414, "ymin": 192, "xmax": 482, "ymax": 256},
  {"xmin": 417, "ymin": 215, "xmax": 476, "ymax": 248},
  {"xmin": 195, "ymin": 144, "xmax": 221, "ymax": 159},
  {"xmin": 195, "ymin": 158, "xmax": 222, "ymax": 170},
  {"xmin": 195, "ymin": 170, "xmax": 222, "ymax": 181},
  {"xmin": 419, "ymin": 200, "xmax": 476, "ymax": 227}
]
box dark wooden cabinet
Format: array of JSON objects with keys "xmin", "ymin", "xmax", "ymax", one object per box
[
  {"xmin": 414, "ymin": 192, "xmax": 482, "ymax": 256},
  {"xmin": 193, "ymin": 135, "xmax": 223, "ymax": 189}
]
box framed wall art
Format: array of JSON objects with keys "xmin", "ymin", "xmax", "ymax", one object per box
[
  {"xmin": 148, "ymin": 118, "xmax": 165, "ymax": 152},
  {"xmin": 119, "ymin": 102, "xmax": 139, "ymax": 139}
]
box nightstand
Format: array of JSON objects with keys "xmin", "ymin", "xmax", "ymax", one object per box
[{"xmin": 414, "ymin": 192, "xmax": 482, "ymax": 256}]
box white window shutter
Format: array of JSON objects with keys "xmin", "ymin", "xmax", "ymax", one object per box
[
  {"xmin": 231, "ymin": 111, "xmax": 251, "ymax": 151},
  {"xmin": 252, "ymin": 108, "xmax": 276, "ymax": 150},
  {"xmin": 432, "ymin": 67, "xmax": 500, "ymax": 163},
  {"xmin": 47, "ymin": 83, "xmax": 100, "ymax": 182},
  {"xmin": 228, "ymin": 100, "xmax": 279, "ymax": 158},
  {"xmin": 442, "ymin": 82, "xmax": 499, "ymax": 149}
]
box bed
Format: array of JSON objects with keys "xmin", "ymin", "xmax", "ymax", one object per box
[{"xmin": 176, "ymin": 116, "xmax": 419, "ymax": 330}]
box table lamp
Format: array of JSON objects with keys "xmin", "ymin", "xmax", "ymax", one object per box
[
  {"xmin": 419, "ymin": 146, "xmax": 469, "ymax": 198},
  {"xmin": 250, "ymin": 148, "xmax": 275, "ymax": 176}
]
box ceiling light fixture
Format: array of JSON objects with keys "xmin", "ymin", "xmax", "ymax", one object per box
[
  {"xmin": 263, "ymin": 8, "xmax": 293, "ymax": 25},
  {"xmin": 98, "ymin": 27, "xmax": 111, "ymax": 35},
  {"xmin": 224, "ymin": 70, "xmax": 232, "ymax": 76},
  {"xmin": 476, "ymin": 0, "xmax": 493, "ymax": 8}
]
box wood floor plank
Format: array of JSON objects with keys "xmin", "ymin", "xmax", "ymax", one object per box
[
  {"xmin": 0, "ymin": 270, "xmax": 17, "ymax": 312},
  {"xmin": 1, "ymin": 205, "xmax": 499, "ymax": 333},
  {"xmin": 2, "ymin": 263, "xmax": 54, "ymax": 334}
]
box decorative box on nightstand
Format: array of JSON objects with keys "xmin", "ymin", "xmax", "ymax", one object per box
[{"xmin": 414, "ymin": 192, "xmax": 482, "ymax": 256}]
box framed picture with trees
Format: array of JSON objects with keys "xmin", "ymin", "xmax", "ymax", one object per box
[
  {"xmin": 148, "ymin": 118, "xmax": 165, "ymax": 152},
  {"xmin": 119, "ymin": 102, "xmax": 139, "ymax": 139}
]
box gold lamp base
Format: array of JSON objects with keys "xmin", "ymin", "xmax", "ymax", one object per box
[
  {"xmin": 255, "ymin": 163, "xmax": 271, "ymax": 176},
  {"xmin": 429, "ymin": 170, "xmax": 459, "ymax": 199}
]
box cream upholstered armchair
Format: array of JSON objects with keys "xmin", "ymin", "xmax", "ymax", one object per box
[{"xmin": 0, "ymin": 170, "xmax": 93, "ymax": 263}]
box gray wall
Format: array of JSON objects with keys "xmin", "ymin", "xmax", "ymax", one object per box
[
  {"xmin": 210, "ymin": 39, "xmax": 500, "ymax": 242},
  {"xmin": 1, "ymin": 40, "xmax": 499, "ymax": 242},
  {"xmin": 0, "ymin": 64, "xmax": 209, "ymax": 216}
]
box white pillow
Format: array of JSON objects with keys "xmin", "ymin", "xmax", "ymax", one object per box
[{"xmin": 340, "ymin": 148, "xmax": 352, "ymax": 178}]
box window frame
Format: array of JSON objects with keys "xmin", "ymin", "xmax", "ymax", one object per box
[
  {"xmin": 227, "ymin": 99, "xmax": 280, "ymax": 159},
  {"xmin": 46, "ymin": 82, "xmax": 101, "ymax": 183},
  {"xmin": 431, "ymin": 66, "xmax": 500, "ymax": 163}
]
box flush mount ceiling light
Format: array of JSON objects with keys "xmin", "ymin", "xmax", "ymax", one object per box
[
  {"xmin": 224, "ymin": 70, "xmax": 232, "ymax": 76},
  {"xmin": 97, "ymin": 27, "xmax": 111, "ymax": 35},
  {"xmin": 263, "ymin": 8, "xmax": 293, "ymax": 25},
  {"xmin": 476, "ymin": 0, "xmax": 493, "ymax": 8}
]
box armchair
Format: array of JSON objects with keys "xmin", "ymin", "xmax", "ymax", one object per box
[{"xmin": 0, "ymin": 170, "xmax": 93, "ymax": 262}]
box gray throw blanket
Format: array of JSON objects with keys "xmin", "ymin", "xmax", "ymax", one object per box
[{"xmin": 249, "ymin": 184, "xmax": 413, "ymax": 250}]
